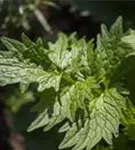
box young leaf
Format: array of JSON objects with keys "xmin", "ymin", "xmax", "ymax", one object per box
[
  {"xmin": 1, "ymin": 37, "xmax": 27, "ymax": 59},
  {"xmin": 48, "ymin": 33, "xmax": 72, "ymax": 70}
]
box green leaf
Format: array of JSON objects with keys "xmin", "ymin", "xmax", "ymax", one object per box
[
  {"xmin": 1, "ymin": 37, "xmax": 27, "ymax": 58},
  {"xmin": 28, "ymin": 77, "xmax": 98, "ymax": 131},
  {"xmin": 59, "ymin": 88, "xmax": 126, "ymax": 150},
  {"xmin": 22, "ymin": 33, "xmax": 33, "ymax": 47},
  {"xmin": 68, "ymin": 38, "xmax": 94, "ymax": 77},
  {"xmin": 122, "ymin": 29, "xmax": 135, "ymax": 51},
  {"xmin": 28, "ymin": 99, "xmax": 64, "ymax": 132},
  {"xmin": 48, "ymin": 33, "xmax": 72, "ymax": 70},
  {"xmin": 60, "ymin": 77, "xmax": 98, "ymax": 121},
  {"xmin": 95, "ymin": 16, "xmax": 132, "ymax": 85},
  {"xmin": 0, "ymin": 54, "xmax": 61, "ymax": 92},
  {"xmin": 110, "ymin": 16, "xmax": 123, "ymax": 38},
  {"xmin": 1, "ymin": 36, "xmax": 49, "ymax": 67}
]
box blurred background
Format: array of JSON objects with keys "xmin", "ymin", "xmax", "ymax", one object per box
[{"xmin": 0, "ymin": 0, "xmax": 135, "ymax": 150}]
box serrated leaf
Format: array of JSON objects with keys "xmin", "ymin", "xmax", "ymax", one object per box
[
  {"xmin": 1, "ymin": 37, "xmax": 27, "ymax": 58},
  {"xmin": 48, "ymin": 33, "xmax": 72, "ymax": 70},
  {"xmin": 101, "ymin": 24, "xmax": 110, "ymax": 39},
  {"xmin": 1, "ymin": 36, "xmax": 48, "ymax": 67},
  {"xmin": 110, "ymin": 16, "xmax": 123, "ymax": 37},
  {"xmin": 0, "ymin": 55, "xmax": 61, "ymax": 92},
  {"xmin": 122, "ymin": 30, "xmax": 135, "ymax": 51},
  {"xmin": 59, "ymin": 88, "xmax": 126, "ymax": 150},
  {"xmin": 69, "ymin": 38, "xmax": 94, "ymax": 76},
  {"xmin": 60, "ymin": 77, "xmax": 98, "ymax": 121},
  {"xmin": 28, "ymin": 100, "xmax": 64, "ymax": 132},
  {"xmin": 28, "ymin": 77, "xmax": 98, "ymax": 132}
]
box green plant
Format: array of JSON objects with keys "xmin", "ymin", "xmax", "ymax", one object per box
[{"xmin": 0, "ymin": 17, "xmax": 135, "ymax": 150}]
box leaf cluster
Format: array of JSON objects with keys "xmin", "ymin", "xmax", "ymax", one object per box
[{"xmin": 0, "ymin": 17, "xmax": 135, "ymax": 150}]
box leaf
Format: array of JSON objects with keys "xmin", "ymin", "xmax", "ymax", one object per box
[
  {"xmin": 28, "ymin": 77, "xmax": 98, "ymax": 131},
  {"xmin": 48, "ymin": 33, "xmax": 72, "ymax": 70},
  {"xmin": 68, "ymin": 38, "xmax": 94, "ymax": 76},
  {"xmin": 60, "ymin": 77, "xmax": 98, "ymax": 121},
  {"xmin": 1, "ymin": 37, "xmax": 27, "ymax": 58},
  {"xmin": 22, "ymin": 33, "xmax": 33, "ymax": 47},
  {"xmin": 1, "ymin": 36, "xmax": 49, "ymax": 67},
  {"xmin": 0, "ymin": 54, "xmax": 61, "ymax": 92},
  {"xmin": 59, "ymin": 88, "xmax": 126, "ymax": 150},
  {"xmin": 110, "ymin": 16, "xmax": 123, "ymax": 38},
  {"xmin": 95, "ymin": 16, "xmax": 132, "ymax": 84},
  {"xmin": 28, "ymin": 99, "xmax": 64, "ymax": 132},
  {"xmin": 122, "ymin": 29, "xmax": 135, "ymax": 51}
]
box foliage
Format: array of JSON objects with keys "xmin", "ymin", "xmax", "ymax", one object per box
[{"xmin": 0, "ymin": 17, "xmax": 135, "ymax": 150}]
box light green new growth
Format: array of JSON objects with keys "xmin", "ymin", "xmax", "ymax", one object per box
[{"xmin": 0, "ymin": 17, "xmax": 135, "ymax": 150}]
